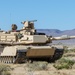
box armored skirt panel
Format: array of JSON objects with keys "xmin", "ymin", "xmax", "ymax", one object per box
[{"xmin": 26, "ymin": 47, "xmax": 55, "ymax": 57}]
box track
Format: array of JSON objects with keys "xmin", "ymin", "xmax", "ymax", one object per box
[{"xmin": 53, "ymin": 48, "xmax": 64, "ymax": 60}]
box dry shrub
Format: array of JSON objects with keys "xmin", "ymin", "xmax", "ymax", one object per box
[
  {"xmin": 0, "ymin": 64, "xmax": 11, "ymax": 75},
  {"xmin": 64, "ymin": 46, "xmax": 75, "ymax": 54},
  {"xmin": 64, "ymin": 53, "xmax": 75, "ymax": 57},
  {"xmin": 53, "ymin": 58, "xmax": 75, "ymax": 70},
  {"xmin": 26, "ymin": 61, "xmax": 48, "ymax": 71}
]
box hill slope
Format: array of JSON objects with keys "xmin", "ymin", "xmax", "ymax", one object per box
[{"xmin": 37, "ymin": 29, "xmax": 75, "ymax": 36}]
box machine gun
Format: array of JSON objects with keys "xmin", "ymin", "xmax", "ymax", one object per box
[
  {"xmin": 21, "ymin": 20, "xmax": 37, "ymax": 29},
  {"xmin": 21, "ymin": 20, "xmax": 37, "ymax": 24}
]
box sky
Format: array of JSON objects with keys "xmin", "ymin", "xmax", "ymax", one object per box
[{"xmin": 0, "ymin": 0, "xmax": 75, "ymax": 31}]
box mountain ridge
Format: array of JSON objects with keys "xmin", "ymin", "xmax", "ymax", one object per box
[{"xmin": 37, "ymin": 29, "xmax": 75, "ymax": 36}]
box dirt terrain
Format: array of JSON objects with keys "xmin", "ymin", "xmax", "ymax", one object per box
[{"xmin": 10, "ymin": 63, "xmax": 75, "ymax": 75}]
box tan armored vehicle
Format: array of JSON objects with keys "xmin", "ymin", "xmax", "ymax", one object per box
[{"xmin": 0, "ymin": 20, "xmax": 75, "ymax": 63}]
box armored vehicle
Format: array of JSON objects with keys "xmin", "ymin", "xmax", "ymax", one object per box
[{"xmin": 0, "ymin": 20, "xmax": 75, "ymax": 63}]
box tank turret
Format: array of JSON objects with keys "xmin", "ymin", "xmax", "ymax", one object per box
[{"xmin": 0, "ymin": 20, "xmax": 75, "ymax": 64}]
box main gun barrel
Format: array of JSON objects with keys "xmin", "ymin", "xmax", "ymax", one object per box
[
  {"xmin": 51, "ymin": 35, "xmax": 75, "ymax": 40},
  {"xmin": 29, "ymin": 20, "xmax": 37, "ymax": 22}
]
